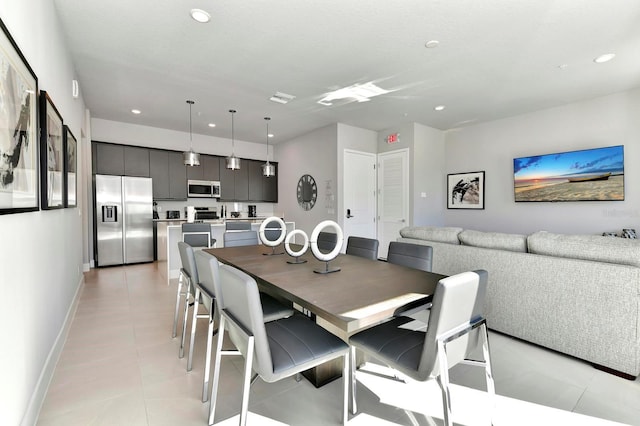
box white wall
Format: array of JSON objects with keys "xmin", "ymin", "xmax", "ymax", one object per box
[
  {"xmin": 0, "ymin": 1, "xmax": 87, "ymax": 425},
  {"xmin": 413, "ymin": 123, "xmax": 446, "ymax": 226},
  {"xmin": 274, "ymin": 124, "xmax": 338, "ymax": 237},
  {"xmin": 444, "ymin": 89, "xmax": 640, "ymax": 234},
  {"xmin": 92, "ymin": 118, "xmax": 273, "ymax": 160}
]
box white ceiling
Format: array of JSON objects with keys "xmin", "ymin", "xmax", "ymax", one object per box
[{"xmin": 53, "ymin": 0, "xmax": 640, "ymax": 145}]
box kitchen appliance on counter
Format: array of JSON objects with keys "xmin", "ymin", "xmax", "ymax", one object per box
[
  {"xmin": 193, "ymin": 207, "xmax": 219, "ymax": 220},
  {"xmin": 248, "ymin": 205, "xmax": 257, "ymax": 217},
  {"xmin": 95, "ymin": 175, "xmax": 153, "ymax": 267},
  {"xmin": 187, "ymin": 180, "xmax": 220, "ymax": 198},
  {"xmin": 166, "ymin": 210, "xmax": 180, "ymax": 219}
]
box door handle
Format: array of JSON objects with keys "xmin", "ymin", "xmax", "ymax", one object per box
[{"xmin": 346, "ymin": 209, "xmax": 354, "ymax": 219}]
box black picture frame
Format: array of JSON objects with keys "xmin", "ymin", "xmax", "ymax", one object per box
[
  {"xmin": 0, "ymin": 18, "xmax": 39, "ymax": 215},
  {"xmin": 447, "ymin": 171, "xmax": 485, "ymax": 209},
  {"xmin": 64, "ymin": 125, "xmax": 77, "ymax": 208},
  {"xmin": 39, "ymin": 90, "xmax": 65, "ymax": 209}
]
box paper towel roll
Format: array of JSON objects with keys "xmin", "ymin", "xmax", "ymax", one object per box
[{"xmin": 186, "ymin": 206, "xmax": 196, "ymax": 223}]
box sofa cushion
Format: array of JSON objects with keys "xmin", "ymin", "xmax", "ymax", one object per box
[
  {"xmin": 399, "ymin": 226, "xmax": 462, "ymax": 245},
  {"xmin": 458, "ymin": 229, "xmax": 528, "ymax": 253},
  {"xmin": 527, "ymin": 231, "xmax": 640, "ymax": 268}
]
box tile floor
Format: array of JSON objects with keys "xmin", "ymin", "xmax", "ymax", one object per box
[{"xmin": 37, "ymin": 263, "xmax": 640, "ymax": 425}]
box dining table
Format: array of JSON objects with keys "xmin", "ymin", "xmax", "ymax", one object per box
[{"xmin": 204, "ymin": 244, "xmax": 446, "ymax": 386}]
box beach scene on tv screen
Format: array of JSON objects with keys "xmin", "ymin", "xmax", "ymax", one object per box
[{"xmin": 514, "ymin": 145, "xmax": 624, "ymax": 202}]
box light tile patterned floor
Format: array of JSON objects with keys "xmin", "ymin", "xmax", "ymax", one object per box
[{"xmin": 37, "ymin": 263, "xmax": 640, "ymax": 425}]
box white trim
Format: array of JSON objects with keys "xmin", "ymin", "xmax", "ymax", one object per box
[{"xmin": 25, "ymin": 274, "xmax": 85, "ymax": 426}]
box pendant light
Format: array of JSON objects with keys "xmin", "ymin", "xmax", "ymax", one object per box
[
  {"xmin": 262, "ymin": 117, "xmax": 276, "ymax": 177},
  {"xmin": 183, "ymin": 100, "xmax": 200, "ymax": 166},
  {"xmin": 225, "ymin": 109, "xmax": 241, "ymax": 170}
]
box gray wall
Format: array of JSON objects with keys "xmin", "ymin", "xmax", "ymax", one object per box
[
  {"xmin": 443, "ymin": 89, "xmax": 640, "ymax": 235},
  {"xmin": 0, "ymin": 1, "xmax": 87, "ymax": 424},
  {"xmin": 274, "ymin": 124, "xmax": 338, "ymax": 237}
]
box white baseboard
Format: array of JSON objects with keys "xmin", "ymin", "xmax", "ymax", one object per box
[
  {"xmin": 83, "ymin": 262, "xmax": 91, "ymax": 272},
  {"xmin": 22, "ymin": 274, "xmax": 85, "ymax": 426}
]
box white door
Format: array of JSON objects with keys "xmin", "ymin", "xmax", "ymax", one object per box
[
  {"xmin": 377, "ymin": 149, "xmax": 409, "ymax": 259},
  {"xmin": 343, "ymin": 150, "xmax": 377, "ymax": 251}
]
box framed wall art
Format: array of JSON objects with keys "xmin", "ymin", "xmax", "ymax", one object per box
[
  {"xmin": 39, "ymin": 90, "xmax": 65, "ymax": 209},
  {"xmin": 0, "ymin": 18, "xmax": 39, "ymax": 215},
  {"xmin": 64, "ymin": 125, "xmax": 77, "ymax": 207},
  {"xmin": 447, "ymin": 171, "xmax": 485, "ymax": 209}
]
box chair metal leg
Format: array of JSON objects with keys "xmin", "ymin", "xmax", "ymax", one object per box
[
  {"xmin": 481, "ymin": 323, "xmax": 496, "ymax": 425},
  {"xmin": 187, "ymin": 287, "xmax": 201, "ymax": 371},
  {"xmin": 172, "ymin": 272, "xmax": 185, "ymax": 338},
  {"xmin": 179, "ymin": 277, "xmax": 192, "ymax": 358},
  {"xmin": 209, "ymin": 316, "xmax": 226, "ymax": 426},
  {"xmin": 436, "ymin": 340, "xmax": 453, "ymax": 426},
  {"xmin": 350, "ymin": 346, "xmax": 357, "ymax": 415},
  {"xmin": 342, "ymin": 351, "xmax": 349, "ymax": 425},
  {"xmin": 239, "ymin": 337, "xmax": 255, "ymax": 426},
  {"xmin": 202, "ymin": 307, "xmax": 216, "ymax": 402}
]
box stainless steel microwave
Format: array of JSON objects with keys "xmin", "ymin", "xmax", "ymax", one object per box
[{"xmin": 187, "ymin": 180, "xmax": 220, "ymax": 198}]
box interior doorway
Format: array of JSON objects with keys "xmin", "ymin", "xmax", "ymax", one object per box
[
  {"xmin": 377, "ymin": 148, "xmax": 409, "ymax": 259},
  {"xmin": 342, "ymin": 150, "xmax": 377, "ymax": 252}
]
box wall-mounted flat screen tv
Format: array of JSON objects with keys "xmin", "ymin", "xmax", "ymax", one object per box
[{"xmin": 514, "ymin": 145, "xmax": 624, "ymax": 202}]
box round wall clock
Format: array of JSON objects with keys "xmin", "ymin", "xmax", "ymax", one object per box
[{"xmin": 297, "ymin": 174, "xmax": 317, "ymax": 211}]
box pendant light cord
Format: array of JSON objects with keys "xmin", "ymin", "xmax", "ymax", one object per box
[
  {"xmin": 187, "ymin": 100, "xmax": 195, "ymax": 150},
  {"xmin": 265, "ymin": 117, "xmax": 270, "ymax": 162},
  {"xmin": 229, "ymin": 109, "xmax": 236, "ymax": 153}
]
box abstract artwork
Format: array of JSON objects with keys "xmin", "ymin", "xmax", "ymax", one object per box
[
  {"xmin": 0, "ymin": 18, "xmax": 39, "ymax": 214},
  {"xmin": 40, "ymin": 91, "xmax": 64, "ymax": 209},
  {"xmin": 447, "ymin": 171, "xmax": 485, "ymax": 209}
]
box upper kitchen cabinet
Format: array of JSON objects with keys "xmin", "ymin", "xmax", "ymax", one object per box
[
  {"xmin": 93, "ymin": 142, "xmax": 124, "ymax": 175},
  {"xmin": 92, "ymin": 142, "xmax": 149, "ymax": 177},
  {"xmin": 149, "ymin": 149, "xmax": 187, "ymax": 200},
  {"xmin": 248, "ymin": 159, "xmax": 278, "ymax": 202},
  {"xmin": 168, "ymin": 151, "xmax": 188, "ymax": 200},
  {"xmin": 124, "ymin": 146, "xmax": 149, "ymax": 177},
  {"xmin": 220, "ymin": 162, "xmax": 249, "ymax": 201},
  {"xmin": 186, "ymin": 155, "xmax": 220, "ymax": 181}
]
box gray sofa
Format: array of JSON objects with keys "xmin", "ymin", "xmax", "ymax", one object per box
[{"xmin": 398, "ymin": 226, "xmax": 640, "ymax": 378}]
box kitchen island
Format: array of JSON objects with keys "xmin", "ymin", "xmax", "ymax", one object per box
[{"xmin": 157, "ymin": 220, "xmax": 295, "ymax": 284}]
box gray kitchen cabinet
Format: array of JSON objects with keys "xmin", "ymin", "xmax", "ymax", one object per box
[
  {"xmin": 93, "ymin": 142, "xmax": 124, "ymax": 175},
  {"xmin": 186, "ymin": 154, "xmax": 220, "ymax": 181},
  {"xmin": 220, "ymin": 161, "xmax": 248, "ymax": 201},
  {"xmin": 149, "ymin": 149, "xmax": 170, "ymax": 199},
  {"xmin": 124, "ymin": 146, "xmax": 149, "ymax": 177},
  {"xmin": 168, "ymin": 151, "xmax": 187, "ymax": 200},
  {"xmin": 247, "ymin": 160, "xmax": 263, "ymax": 201},
  {"xmin": 262, "ymin": 163, "xmax": 278, "ymax": 202}
]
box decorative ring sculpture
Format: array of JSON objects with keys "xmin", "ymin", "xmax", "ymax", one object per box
[
  {"xmin": 310, "ymin": 220, "xmax": 343, "ymax": 273},
  {"xmin": 285, "ymin": 229, "xmax": 309, "ymax": 264},
  {"xmin": 259, "ymin": 216, "xmax": 287, "ymax": 255}
]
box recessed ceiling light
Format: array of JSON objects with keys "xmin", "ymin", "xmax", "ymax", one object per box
[
  {"xmin": 190, "ymin": 9, "xmax": 211, "ymax": 23},
  {"xmin": 208, "ymin": 123, "xmax": 216, "ymax": 128},
  {"xmin": 594, "ymin": 53, "xmax": 615, "ymax": 63},
  {"xmin": 434, "ymin": 105, "xmax": 446, "ymax": 111},
  {"xmin": 131, "ymin": 109, "xmax": 141, "ymax": 115},
  {"xmin": 268, "ymin": 133, "xmax": 274, "ymax": 138},
  {"xmin": 425, "ymin": 40, "xmax": 440, "ymax": 49}
]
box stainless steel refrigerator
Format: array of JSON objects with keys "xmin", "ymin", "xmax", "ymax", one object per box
[{"xmin": 95, "ymin": 175, "xmax": 154, "ymax": 266}]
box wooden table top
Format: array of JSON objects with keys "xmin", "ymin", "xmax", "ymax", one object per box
[{"xmin": 205, "ymin": 245, "xmax": 445, "ymax": 334}]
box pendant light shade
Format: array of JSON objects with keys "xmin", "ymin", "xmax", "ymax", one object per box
[
  {"xmin": 225, "ymin": 109, "xmax": 241, "ymax": 170},
  {"xmin": 262, "ymin": 117, "xmax": 276, "ymax": 177},
  {"xmin": 183, "ymin": 100, "xmax": 200, "ymax": 166}
]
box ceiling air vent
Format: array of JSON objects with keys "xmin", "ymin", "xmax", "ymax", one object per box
[{"xmin": 269, "ymin": 92, "xmax": 296, "ymax": 104}]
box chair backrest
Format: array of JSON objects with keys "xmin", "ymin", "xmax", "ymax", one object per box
[
  {"xmin": 178, "ymin": 241, "xmax": 199, "ymax": 296},
  {"xmin": 226, "ymin": 222, "xmax": 251, "ymax": 231},
  {"xmin": 387, "ymin": 242, "xmax": 433, "ymax": 272},
  {"xmin": 223, "ymin": 230, "xmax": 259, "ymax": 247},
  {"xmin": 217, "ymin": 264, "xmax": 272, "ymax": 377},
  {"xmin": 263, "ymin": 219, "xmax": 283, "ymax": 242},
  {"xmin": 194, "ymin": 250, "xmax": 223, "ymax": 313},
  {"xmin": 346, "ymin": 236, "xmax": 379, "ymax": 260},
  {"xmin": 182, "ymin": 222, "xmax": 214, "ymax": 248},
  {"xmin": 418, "ymin": 269, "xmax": 488, "ymax": 380},
  {"xmin": 317, "ymin": 231, "xmax": 338, "ymax": 252}
]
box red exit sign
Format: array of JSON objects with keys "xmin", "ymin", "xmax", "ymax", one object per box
[{"xmin": 386, "ymin": 133, "xmax": 400, "ymax": 144}]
